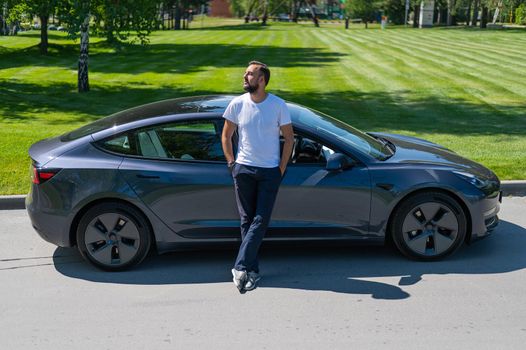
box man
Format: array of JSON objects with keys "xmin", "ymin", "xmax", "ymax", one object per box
[{"xmin": 222, "ymin": 61, "xmax": 294, "ymax": 293}]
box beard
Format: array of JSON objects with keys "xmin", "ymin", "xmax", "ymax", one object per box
[{"xmin": 243, "ymin": 81, "xmax": 258, "ymax": 93}]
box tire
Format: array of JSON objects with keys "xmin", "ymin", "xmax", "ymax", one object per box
[
  {"xmin": 76, "ymin": 202, "xmax": 152, "ymax": 271},
  {"xmin": 390, "ymin": 191, "xmax": 467, "ymax": 261}
]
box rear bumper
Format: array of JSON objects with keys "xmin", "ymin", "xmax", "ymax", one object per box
[{"xmin": 26, "ymin": 186, "xmax": 73, "ymax": 247}]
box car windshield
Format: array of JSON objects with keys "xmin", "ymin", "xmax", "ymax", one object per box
[{"xmin": 290, "ymin": 105, "xmax": 391, "ymax": 160}]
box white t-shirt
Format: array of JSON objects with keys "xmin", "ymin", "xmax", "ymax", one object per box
[{"xmin": 223, "ymin": 93, "xmax": 292, "ymax": 168}]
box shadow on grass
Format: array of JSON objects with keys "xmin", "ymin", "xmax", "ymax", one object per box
[
  {"xmin": 0, "ymin": 80, "xmax": 237, "ymax": 124},
  {"xmin": 435, "ymin": 26, "xmax": 526, "ymax": 33},
  {"xmin": 189, "ymin": 22, "xmax": 272, "ymax": 31},
  {"xmin": 13, "ymin": 32, "xmax": 76, "ymax": 41},
  {"xmin": 1, "ymin": 80, "xmax": 525, "ymax": 136},
  {"xmin": 0, "ymin": 41, "xmax": 346, "ymax": 74},
  {"xmin": 52, "ymin": 219, "xmax": 526, "ymax": 299},
  {"xmin": 277, "ymin": 90, "xmax": 526, "ymax": 136}
]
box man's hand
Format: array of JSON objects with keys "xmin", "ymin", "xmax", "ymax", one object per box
[{"xmin": 279, "ymin": 124, "xmax": 294, "ymax": 177}]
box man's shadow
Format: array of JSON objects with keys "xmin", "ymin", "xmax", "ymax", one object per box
[{"xmin": 53, "ymin": 220, "xmax": 526, "ymax": 300}]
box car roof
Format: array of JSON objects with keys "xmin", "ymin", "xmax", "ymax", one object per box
[
  {"xmin": 105, "ymin": 95, "xmax": 236, "ymax": 124},
  {"xmin": 61, "ymin": 95, "xmax": 236, "ymax": 142}
]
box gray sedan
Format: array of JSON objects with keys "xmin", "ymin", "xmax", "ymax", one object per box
[{"xmin": 26, "ymin": 96, "xmax": 502, "ymax": 270}]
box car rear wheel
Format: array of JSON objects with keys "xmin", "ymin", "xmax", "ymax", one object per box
[
  {"xmin": 76, "ymin": 202, "xmax": 152, "ymax": 271},
  {"xmin": 391, "ymin": 192, "xmax": 467, "ymax": 261}
]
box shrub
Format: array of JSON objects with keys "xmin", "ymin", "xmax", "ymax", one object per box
[{"xmin": 516, "ymin": 4, "xmax": 526, "ymax": 25}]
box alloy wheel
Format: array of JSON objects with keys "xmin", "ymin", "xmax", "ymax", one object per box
[{"xmin": 401, "ymin": 202, "xmax": 459, "ymax": 257}]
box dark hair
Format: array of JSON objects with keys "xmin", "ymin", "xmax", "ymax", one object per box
[{"xmin": 248, "ymin": 60, "xmax": 270, "ymax": 86}]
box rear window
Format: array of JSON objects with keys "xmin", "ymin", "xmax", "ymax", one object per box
[
  {"xmin": 60, "ymin": 98, "xmax": 202, "ymax": 141},
  {"xmin": 61, "ymin": 116, "xmax": 120, "ymax": 142}
]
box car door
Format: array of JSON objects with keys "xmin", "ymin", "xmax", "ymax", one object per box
[
  {"xmin": 268, "ymin": 132, "xmax": 372, "ymax": 240},
  {"xmin": 118, "ymin": 118, "xmax": 240, "ymax": 240}
]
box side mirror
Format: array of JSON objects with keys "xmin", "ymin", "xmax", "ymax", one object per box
[{"xmin": 326, "ymin": 153, "xmax": 354, "ymax": 171}]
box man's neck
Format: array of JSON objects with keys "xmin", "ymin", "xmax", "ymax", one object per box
[{"xmin": 249, "ymin": 90, "xmax": 268, "ymax": 103}]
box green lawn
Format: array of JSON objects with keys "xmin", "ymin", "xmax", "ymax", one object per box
[{"xmin": 1, "ymin": 19, "xmax": 525, "ymax": 195}]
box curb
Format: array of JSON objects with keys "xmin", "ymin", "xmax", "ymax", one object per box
[
  {"xmin": 0, "ymin": 195, "xmax": 26, "ymax": 210},
  {"xmin": 1, "ymin": 181, "xmax": 525, "ymax": 211}
]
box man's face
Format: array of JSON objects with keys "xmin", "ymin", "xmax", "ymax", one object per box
[{"xmin": 243, "ymin": 65, "xmax": 262, "ymax": 93}]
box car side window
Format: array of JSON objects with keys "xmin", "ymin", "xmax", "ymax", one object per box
[
  {"xmin": 135, "ymin": 120, "xmax": 226, "ymax": 162},
  {"xmin": 98, "ymin": 134, "xmax": 137, "ymax": 155},
  {"xmin": 289, "ymin": 133, "xmax": 334, "ymax": 165}
]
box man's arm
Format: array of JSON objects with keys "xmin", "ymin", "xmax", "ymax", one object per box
[
  {"xmin": 222, "ymin": 120, "xmax": 237, "ymax": 165},
  {"xmin": 279, "ymin": 123, "xmax": 294, "ymax": 176}
]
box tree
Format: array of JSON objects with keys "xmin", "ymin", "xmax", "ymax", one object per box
[
  {"xmin": 57, "ymin": 0, "xmax": 92, "ymax": 92},
  {"xmin": 344, "ymin": 0, "xmax": 378, "ymax": 28},
  {"xmin": 15, "ymin": 0, "xmax": 59, "ymax": 54},
  {"xmin": 91, "ymin": 0, "xmax": 160, "ymax": 43},
  {"xmin": 516, "ymin": 2, "xmax": 526, "ymax": 23}
]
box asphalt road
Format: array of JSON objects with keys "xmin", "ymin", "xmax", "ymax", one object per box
[{"xmin": 1, "ymin": 197, "xmax": 526, "ymax": 349}]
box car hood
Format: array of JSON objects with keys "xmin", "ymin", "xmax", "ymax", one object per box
[{"xmin": 369, "ymin": 132, "xmax": 497, "ymax": 180}]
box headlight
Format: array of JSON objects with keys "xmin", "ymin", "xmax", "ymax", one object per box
[{"xmin": 453, "ymin": 171, "xmax": 492, "ymax": 189}]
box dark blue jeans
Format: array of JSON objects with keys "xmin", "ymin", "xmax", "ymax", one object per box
[{"xmin": 232, "ymin": 163, "xmax": 282, "ymax": 273}]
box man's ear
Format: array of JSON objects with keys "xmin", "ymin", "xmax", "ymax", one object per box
[{"xmin": 258, "ymin": 72, "xmax": 265, "ymax": 85}]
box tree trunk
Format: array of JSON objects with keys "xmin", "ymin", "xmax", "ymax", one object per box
[
  {"xmin": 174, "ymin": 5, "xmax": 181, "ymax": 30},
  {"xmin": 262, "ymin": 0, "xmax": 268, "ymax": 26},
  {"xmin": 39, "ymin": 15, "xmax": 49, "ymax": 54},
  {"xmin": 480, "ymin": 6, "xmax": 488, "ymax": 28},
  {"xmin": 413, "ymin": 6, "xmax": 420, "ymax": 28},
  {"xmin": 345, "ymin": 17, "xmax": 349, "ymax": 29},
  {"xmin": 292, "ymin": 1, "xmax": 299, "ymax": 22},
  {"xmin": 466, "ymin": 0, "xmax": 472, "ymax": 25},
  {"xmin": 447, "ymin": 0, "xmax": 454, "ymax": 26},
  {"xmin": 471, "ymin": 0, "xmax": 479, "ymax": 26},
  {"xmin": 306, "ymin": 2, "xmax": 319, "ymax": 27},
  {"xmin": 78, "ymin": 16, "xmax": 90, "ymax": 93},
  {"xmin": 245, "ymin": 0, "xmax": 256, "ymax": 23},
  {"xmin": 0, "ymin": 15, "xmax": 6, "ymax": 36},
  {"xmin": 365, "ymin": 20, "xmax": 368, "ymax": 29}
]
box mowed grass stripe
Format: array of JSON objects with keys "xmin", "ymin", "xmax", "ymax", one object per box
[
  {"xmin": 398, "ymin": 29, "xmax": 526, "ymax": 58},
  {"xmin": 320, "ymin": 29, "xmax": 521, "ymax": 133},
  {"xmin": 188, "ymin": 30, "xmax": 263, "ymax": 93},
  {"xmin": 396, "ymin": 28, "xmax": 526, "ymax": 55},
  {"xmin": 323, "ymin": 29, "xmax": 458, "ymax": 98},
  {"xmin": 386, "ymin": 29, "xmax": 526, "ymax": 73},
  {"xmin": 389, "ymin": 30, "xmax": 526, "ymax": 76},
  {"xmin": 346, "ymin": 29, "xmax": 526, "ymax": 94},
  {"xmin": 342, "ymin": 30, "xmax": 526, "ymax": 105},
  {"xmin": 310, "ymin": 29, "xmax": 428, "ymax": 125}
]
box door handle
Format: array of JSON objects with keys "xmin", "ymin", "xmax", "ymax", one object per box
[{"xmin": 136, "ymin": 174, "xmax": 160, "ymax": 179}]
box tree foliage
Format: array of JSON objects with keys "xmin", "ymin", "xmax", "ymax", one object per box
[
  {"xmin": 90, "ymin": 0, "xmax": 160, "ymax": 44},
  {"xmin": 516, "ymin": 3, "xmax": 526, "ymax": 23},
  {"xmin": 343, "ymin": 0, "xmax": 380, "ymax": 27}
]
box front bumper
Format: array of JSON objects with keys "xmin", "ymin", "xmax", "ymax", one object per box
[{"xmin": 468, "ymin": 190, "xmax": 501, "ymax": 242}]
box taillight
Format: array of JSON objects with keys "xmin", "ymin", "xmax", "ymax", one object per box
[{"xmin": 31, "ymin": 166, "xmax": 60, "ymax": 184}]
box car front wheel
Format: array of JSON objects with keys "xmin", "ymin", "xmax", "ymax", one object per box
[
  {"xmin": 76, "ymin": 202, "xmax": 152, "ymax": 271},
  {"xmin": 391, "ymin": 191, "xmax": 467, "ymax": 261}
]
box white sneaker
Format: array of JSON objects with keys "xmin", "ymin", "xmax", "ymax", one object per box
[
  {"xmin": 244, "ymin": 272, "xmax": 261, "ymax": 291},
  {"xmin": 232, "ymin": 268, "xmax": 247, "ymax": 292}
]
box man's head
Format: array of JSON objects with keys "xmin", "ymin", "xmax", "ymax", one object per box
[{"xmin": 243, "ymin": 61, "xmax": 270, "ymax": 93}]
